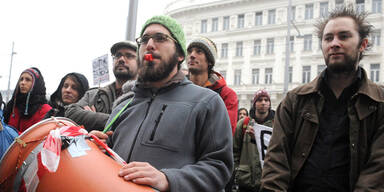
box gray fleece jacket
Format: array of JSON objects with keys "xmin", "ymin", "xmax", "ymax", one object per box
[{"xmin": 107, "ymin": 71, "xmax": 233, "ymax": 192}]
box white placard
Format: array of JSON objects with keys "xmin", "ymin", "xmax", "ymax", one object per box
[
  {"xmin": 92, "ymin": 54, "xmax": 109, "ymax": 86},
  {"xmin": 253, "ymin": 123, "xmax": 273, "ymax": 168}
]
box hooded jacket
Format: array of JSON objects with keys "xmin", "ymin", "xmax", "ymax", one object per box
[
  {"xmin": 107, "ymin": 71, "xmax": 233, "ymax": 192},
  {"xmin": 4, "ymin": 67, "xmax": 51, "ymax": 133},
  {"xmin": 204, "ymin": 71, "xmax": 238, "ymax": 134},
  {"xmin": 261, "ymin": 67, "xmax": 384, "ymax": 191},
  {"xmin": 46, "ymin": 73, "xmax": 89, "ymax": 118}
]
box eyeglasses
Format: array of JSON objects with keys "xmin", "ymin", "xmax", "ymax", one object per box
[
  {"xmin": 113, "ymin": 52, "xmax": 136, "ymax": 60},
  {"xmin": 136, "ymin": 33, "xmax": 177, "ymax": 45}
]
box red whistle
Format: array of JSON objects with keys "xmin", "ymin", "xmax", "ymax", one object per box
[{"xmin": 144, "ymin": 54, "xmax": 153, "ymax": 61}]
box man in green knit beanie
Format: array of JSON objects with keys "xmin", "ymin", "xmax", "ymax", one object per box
[{"xmin": 92, "ymin": 15, "xmax": 233, "ymax": 191}]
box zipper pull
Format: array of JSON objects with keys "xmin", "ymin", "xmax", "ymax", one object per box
[{"xmin": 150, "ymin": 104, "xmax": 168, "ymax": 140}]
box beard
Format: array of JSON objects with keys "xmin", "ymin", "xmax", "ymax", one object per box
[
  {"xmin": 113, "ymin": 61, "xmax": 136, "ymax": 81},
  {"xmin": 325, "ymin": 51, "xmax": 359, "ymax": 74},
  {"xmin": 138, "ymin": 52, "xmax": 179, "ymax": 83},
  {"xmin": 256, "ymin": 108, "xmax": 268, "ymax": 115}
]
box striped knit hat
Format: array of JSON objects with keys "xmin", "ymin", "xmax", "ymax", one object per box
[
  {"xmin": 187, "ymin": 36, "xmax": 217, "ymax": 66},
  {"xmin": 252, "ymin": 89, "xmax": 270, "ymax": 106}
]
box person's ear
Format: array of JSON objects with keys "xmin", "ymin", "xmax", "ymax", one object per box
[{"xmin": 359, "ymin": 38, "xmax": 368, "ymax": 52}]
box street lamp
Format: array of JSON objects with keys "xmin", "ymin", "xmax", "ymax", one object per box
[{"xmin": 284, "ymin": 0, "xmax": 292, "ymax": 95}]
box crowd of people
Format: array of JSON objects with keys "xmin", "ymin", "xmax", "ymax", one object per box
[{"xmin": 1, "ymin": 5, "xmax": 383, "ymax": 191}]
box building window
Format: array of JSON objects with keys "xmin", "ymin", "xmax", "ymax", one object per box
[
  {"xmin": 253, "ymin": 40, "xmax": 261, "ymax": 55},
  {"xmin": 320, "ymin": 2, "xmax": 329, "ymax": 18},
  {"xmin": 372, "ymin": 0, "xmax": 382, "ymax": 13},
  {"xmin": 211, "ymin": 17, "xmax": 218, "ymax": 32},
  {"xmin": 234, "ymin": 69, "xmax": 242, "ymax": 85},
  {"xmin": 238, "ymin": 14, "xmax": 245, "ymax": 28},
  {"xmin": 220, "ymin": 70, "xmax": 227, "ymax": 80},
  {"xmin": 290, "ymin": 6, "xmax": 296, "ymax": 21},
  {"xmin": 289, "ymin": 36, "xmax": 295, "ymax": 52},
  {"xmin": 266, "ymin": 38, "xmax": 274, "ymax": 54},
  {"xmin": 318, "ymin": 64, "xmax": 326, "ymax": 74},
  {"xmin": 252, "ymin": 68, "xmax": 260, "ymax": 84},
  {"xmin": 335, "ymin": 0, "xmax": 344, "ymax": 9},
  {"xmin": 305, "ymin": 4, "xmax": 314, "ymax": 20},
  {"xmin": 265, "ymin": 68, "xmax": 273, "ymax": 84},
  {"xmin": 304, "ymin": 35, "xmax": 312, "ymax": 51},
  {"xmin": 371, "ymin": 30, "xmax": 381, "ymax": 46},
  {"xmin": 255, "ymin": 11, "xmax": 263, "ymax": 26},
  {"xmin": 268, "ymin": 9, "xmax": 276, "ymax": 24},
  {"xmin": 288, "ymin": 66, "xmax": 293, "ymax": 83},
  {"xmin": 223, "ymin": 16, "xmax": 230, "ymax": 30},
  {"xmin": 236, "ymin": 42, "xmax": 243, "ymax": 57},
  {"xmin": 221, "ymin": 43, "xmax": 228, "ymax": 58},
  {"xmin": 236, "ymin": 41, "xmax": 243, "ymax": 57},
  {"xmin": 302, "ymin": 66, "xmax": 311, "ymax": 83},
  {"xmin": 370, "ymin": 63, "xmax": 380, "ymax": 82},
  {"xmin": 356, "ymin": 0, "xmax": 365, "ymax": 13},
  {"xmin": 201, "ymin": 19, "xmax": 207, "ymax": 33}
]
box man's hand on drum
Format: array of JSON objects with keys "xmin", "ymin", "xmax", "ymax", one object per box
[
  {"xmin": 89, "ymin": 130, "xmax": 113, "ymax": 152},
  {"xmin": 119, "ymin": 161, "xmax": 169, "ymax": 191}
]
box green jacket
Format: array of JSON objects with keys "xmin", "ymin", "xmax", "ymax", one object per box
[
  {"xmin": 261, "ymin": 68, "xmax": 384, "ymax": 192},
  {"xmin": 233, "ymin": 114, "xmax": 274, "ymax": 191},
  {"xmin": 65, "ymin": 82, "xmax": 117, "ymax": 131}
]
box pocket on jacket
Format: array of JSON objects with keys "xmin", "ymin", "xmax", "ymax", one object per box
[
  {"xmin": 142, "ymin": 102, "xmax": 192, "ymax": 152},
  {"xmin": 236, "ymin": 165, "xmax": 253, "ymax": 187},
  {"xmin": 235, "ymin": 164, "xmax": 260, "ymax": 191}
]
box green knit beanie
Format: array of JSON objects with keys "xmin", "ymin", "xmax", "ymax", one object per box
[{"xmin": 140, "ymin": 15, "xmax": 186, "ymax": 59}]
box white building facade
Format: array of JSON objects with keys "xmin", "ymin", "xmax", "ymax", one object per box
[{"xmin": 165, "ymin": 0, "xmax": 384, "ymax": 110}]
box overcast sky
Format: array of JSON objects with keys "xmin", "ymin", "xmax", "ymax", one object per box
[{"xmin": 0, "ymin": 0, "xmax": 173, "ymax": 96}]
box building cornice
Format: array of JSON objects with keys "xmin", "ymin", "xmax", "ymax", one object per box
[{"xmin": 166, "ymin": 0, "xmax": 253, "ymax": 17}]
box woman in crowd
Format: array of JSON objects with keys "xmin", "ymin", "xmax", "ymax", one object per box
[
  {"xmin": 4, "ymin": 67, "xmax": 51, "ymax": 133},
  {"xmin": 45, "ymin": 72, "xmax": 89, "ymax": 118},
  {"xmin": 238, "ymin": 107, "xmax": 248, "ymax": 121}
]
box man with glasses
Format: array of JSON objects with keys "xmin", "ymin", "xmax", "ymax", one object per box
[
  {"xmin": 65, "ymin": 41, "xmax": 138, "ymax": 131},
  {"xmin": 91, "ymin": 15, "xmax": 233, "ymax": 191}
]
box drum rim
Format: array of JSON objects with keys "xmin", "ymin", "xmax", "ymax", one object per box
[{"xmin": 1, "ymin": 117, "xmax": 78, "ymax": 162}]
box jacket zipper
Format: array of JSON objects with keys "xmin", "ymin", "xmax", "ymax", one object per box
[
  {"xmin": 150, "ymin": 104, "xmax": 167, "ymax": 141},
  {"xmin": 127, "ymin": 92, "xmax": 156, "ymax": 162}
]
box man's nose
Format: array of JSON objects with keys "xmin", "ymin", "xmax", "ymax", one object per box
[
  {"xmin": 330, "ymin": 38, "xmax": 341, "ymax": 48},
  {"xmin": 189, "ymin": 52, "xmax": 196, "ymax": 59},
  {"xmin": 145, "ymin": 38, "xmax": 156, "ymax": 51}
]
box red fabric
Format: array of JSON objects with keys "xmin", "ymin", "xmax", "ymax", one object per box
[
  {"xmin": 206, "ymin": 72, "xmax": 238, "ymax": 135},
  {"xmin": 8, "ymin": 104, "xmax": 52, "ymax": 133}
]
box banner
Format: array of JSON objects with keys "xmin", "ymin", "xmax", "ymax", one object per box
[
  {"xmin": 253, "ymin": 123, "xmax": 273, "ymax": 168},
  {"xmin": 92, "ymin": 54, "xmax": 109, "ymax": 86}
]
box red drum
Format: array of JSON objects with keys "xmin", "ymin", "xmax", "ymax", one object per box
[{"xmin": 0, "ymin": 117, "xmax": 154, "ymax": 192}]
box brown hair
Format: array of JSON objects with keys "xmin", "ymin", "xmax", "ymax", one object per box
[{"xmin": 315, "ymin": 4, "xmax": 373, "ymax": 60}]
